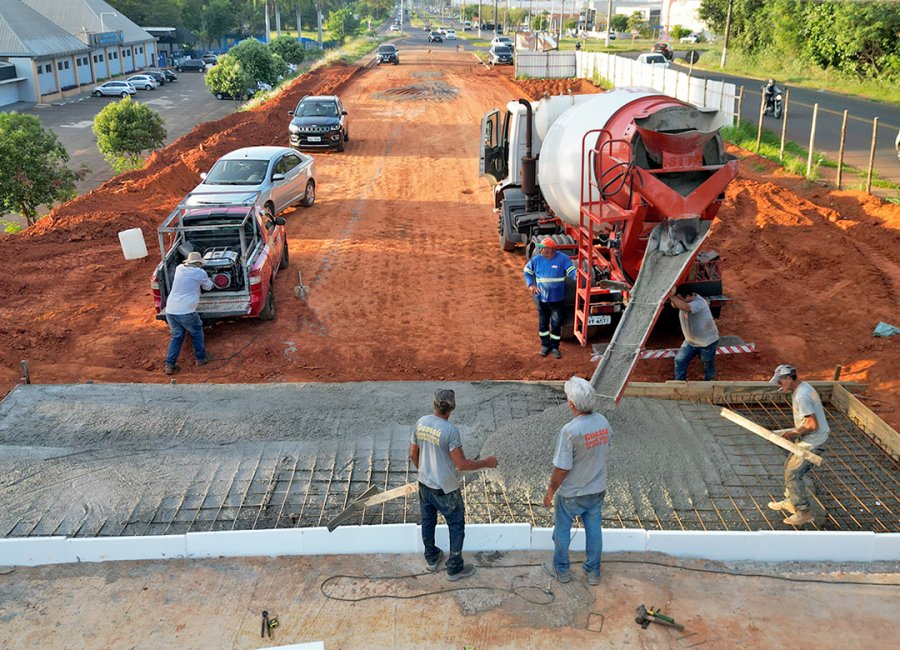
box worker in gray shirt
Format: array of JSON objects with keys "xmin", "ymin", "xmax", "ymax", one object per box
[
  {"xmin": 543, "ymin": 377, "xmax": 611, "ymax": 586},
  {"xmin": 164, "ymin": 252, "xmax": 214, "ymax": 375},
  {"xmin": 409, "ymin": 389, "xmax": 497, "ymax": 581},
  {"xmin": 669, "ymin": 285, "xmax": 720, "ymax": 380},
  {"xmin": 768, "ymin": 364, "xmax": 830, "ymax": 526}
]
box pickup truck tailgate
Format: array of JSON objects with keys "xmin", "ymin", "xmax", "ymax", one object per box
[{"xmin": 157, "ymin": 295, "xmax": 252, "ymax": 320}]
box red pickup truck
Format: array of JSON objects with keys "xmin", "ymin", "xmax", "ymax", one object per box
[{"xmin": 152, "ymin": 198, "xmax": 288, "ymax": 320}]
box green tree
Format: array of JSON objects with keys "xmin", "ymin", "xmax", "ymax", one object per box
[
  {"xmin": 92, "ymin": 98, "xmax": 167, "ymax": 173},
  {"xmin": 269, "ymin": 34, "xmax": 305, "ymax": 64},
  {"xmin": 205, "ymin": 54, "xmax": 254, "ymax": 99},
  {"xmin": 670, "ymin": 25, "xmax": 691, "ymax": 40},
  {"xmin": 627, "ymin": 11, "xmax": 645, "ymax": 34},
  {"xmin": 229, "ymin": 37, "xmax": 279, "ymax": 84},
  {"xmin": 0, "ymin": 113, "xmax": 80, "ymax": 227},
  {"xmin": 610, "ymin": 15, "xmax": 628, "ymax": 33},
  {"xmin": 324, "ymin": 7, "xmax": 358, "ymax": 40}
]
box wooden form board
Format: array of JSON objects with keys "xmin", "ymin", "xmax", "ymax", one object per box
[
  {"xmin": 720, "ymin": 408, "xmax": 824, "ymax": 465},
  {"xmin": 623, "ymin": 380, "xmax": 864, "ymax": 402},
  {"xmin": 830, "ymin": 384, "xmax": 900, "ymax": 460}
]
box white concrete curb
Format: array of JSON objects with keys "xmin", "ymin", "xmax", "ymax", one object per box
[{"xmin": 1, "ymin": 526, "xmax": 897, "ymax": 567}]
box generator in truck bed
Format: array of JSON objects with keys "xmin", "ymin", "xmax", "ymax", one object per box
[{"xmin": 151, "ymin": 194, "xmax": 289, "ymax": 321}]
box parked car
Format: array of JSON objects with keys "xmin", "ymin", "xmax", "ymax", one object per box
[
  {"xmin": 488, "ymin": 44, "xmax": 514, "ymax": 65},
  {"xmin": 376, "ymin": 44, "xmax": 400, "ymax": 64},
  {"xmin": 186, "ymin": 146, "xmax": 317, "ymax": 217},
  {"xmin": 175, "ymin": 59, "xmax": 207, "ymax": 72},
  {"xmin": 445, "ymin": 29, "xmax": 457, "ymax": 40},
  {"xmin": 91, "ymin": 80, "xmax": 137, "ymax": 97},
  {"xmin": 389, "ymin": 23, "xmax": 400, "ymax": 32},
  {"xmin": 288, "ymin": 95, "xmax": 349, "ymax": 152},
  {"xmin": 605, "ymin": 31, "xmax": 617, "ymax": 40},
  {"xmin": 152, "ymin": 203, "xmax": 288, "ymax": 321},
  {"xmin": 680, "ymin": 33, "xmax": 702, "ymax": 43},
  {"xmin": 428, "ymin": 30, "xmax": 443, "ymax": 43},
  {"xmin": 201, "ymin": 54, "xmax": 219, "ymax": 65},
  {"xmin": 651, "ymin": 42, "xmax": 674, "ymax": 61},
  {"xmin": 636, "ymin": 52, "xmax": 671, "ymax": 68},
  {"xmin": 490, "ymin": 36, "xmax": 513, "ymax": 48},
  {"xmin": 125, "ymin": 74, "xmax": 159, "ymax": 90},
  {"xmin": 212, "ymin": 87, "xmax": 255, "ymax": 100},
  {"xmin": 144, "ymin": 70, "xmax": 167, "ymax": 86},
  {"xmin": 160, "ymin": 68, "xmax": 178, "ymax": 82}
]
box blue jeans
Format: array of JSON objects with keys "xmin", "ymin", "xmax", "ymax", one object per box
[
  {"xmin": 419, "ymin": 483, "xmax": 466, "ymax": 574},
  {"xmin": 536, "ymin": 298, "xmax": 565, "ymax": 349},
  {"xmin": 785, "ymin": 450, "xmax": 818, "ymax": 512},
  {"xmin": 674, "ymin": 339, "xmax": 718, "ymax": 380},
  {"xmin": 552, "ymin": 491, "xmax": 605, "ymax": 578},
  {"xmin": 165, "ymin": 312, "xmax": 207, "ymax": 366}
]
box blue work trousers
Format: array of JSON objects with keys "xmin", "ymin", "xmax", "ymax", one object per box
[
  {"xmin": 419, "ymin": 483, "xmax": 466, "ymax": 575},
  {"xmin": 165, "ymin": 312, "xmax": 207, "ymax": 366},
  {"xmin": 536, "ymin": 298, "xmax": 565, "ymax": 350},
  {"xmin": 552, "ymin": 491, "xmax": 605, "ymax": 579},
  {"xmin": 674, "ymin": 339, "xmax": 718, "ymax": 381}
]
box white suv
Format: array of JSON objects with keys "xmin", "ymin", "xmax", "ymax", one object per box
[
  {"xmin": 636, "ymin": 53, "xmax": 670, "ymax": 68},
  {"xmin": 445, "ymin": 29, "xmax": 457, "ymax": 40}
]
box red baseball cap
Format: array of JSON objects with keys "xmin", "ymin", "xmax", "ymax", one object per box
[{"xmin": 536, "ymin": 237, "xmax": 556, "ymax": 249}]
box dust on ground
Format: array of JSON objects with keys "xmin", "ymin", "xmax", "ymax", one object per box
[{"xmin": 0, "ymin": 48, "xmax": 897, "ymax": 431}]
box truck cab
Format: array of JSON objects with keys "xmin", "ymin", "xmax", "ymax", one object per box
[{"xmin": 152, "ymin": 196, "xmax": 288, "ymax": 321}]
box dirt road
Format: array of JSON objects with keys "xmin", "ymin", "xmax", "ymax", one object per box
[{"xmin": 0, "ymin": 48, "xmax": 897, "ymax": 427}]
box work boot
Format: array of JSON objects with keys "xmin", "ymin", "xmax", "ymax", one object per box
[
  {"xmin": 767, "ymin": 500, "xmax": 796, "ymax": 514},
  {"xmin": 426, "ymin": 549, "xmax": 445, "ymax": 573},
  {"xmin": 539, "ymin": 346, "xmax": 550, "ymax": 357},
  {"xmin": 542, "ymin": 559, "xmax": 571, "ymax": 584},
  {"xmin": 783, "ymin": 510, "xmax": 814, "ymax": 527},
  {"xmin": 584, "ymin": 571, "xmax": 600, "ymax": 586},
  {"xmin": 165, "ymin": 364, "xmax": 180, "ymax": 376},
  {"xmin": 197, "ymin": 353, "xmax": 214, "ymax": 366},
  {"xmin": 551, "ymin": 348, "xmax": 561, "ymax": 359},
  {"xmin": 447, "ymin": 563, "xmax": 476, "ymax": 581}
]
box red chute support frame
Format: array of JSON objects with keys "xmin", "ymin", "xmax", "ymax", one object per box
[{"xmin": 573, "ymin": 95, "xmax": 740, "ymax": 345}]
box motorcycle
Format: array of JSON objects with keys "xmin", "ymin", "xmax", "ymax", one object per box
[{"xmin": 763, "ymin": 85, "xmax": 784, "ymax": 119}]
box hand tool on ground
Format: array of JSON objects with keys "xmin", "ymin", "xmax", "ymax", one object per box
[
  {"xmin": 293, "ymin": 270, "xmax": 308, "ymax": 299},
  {"xmin": 327, "ymin": 472, "xmax": 479, "ymax": 532},
  {"xmin": 635, "ymin": 604, "xmax": 684, "ymax": 630},
  {"xmin": 720, "ymin": 408, "xmax": 824, "ymax": 466},
  {"xmin": 261, "ymin": 610, "xmax": 278, "ymax": 638}
]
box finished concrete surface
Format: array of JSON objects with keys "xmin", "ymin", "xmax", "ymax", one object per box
[{"xmin": 0, "ymin": 551, "xmax": 896, "ymax": 649}]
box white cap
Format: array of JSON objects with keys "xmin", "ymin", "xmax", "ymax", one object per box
[{"xmin": 769, "ymin": 364, "xmax": 797, "ymax": 384}]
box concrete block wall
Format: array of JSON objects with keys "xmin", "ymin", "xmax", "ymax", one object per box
[{"xmin": 1, "ymin": 526, "xmax": 896, "ymax": 568}]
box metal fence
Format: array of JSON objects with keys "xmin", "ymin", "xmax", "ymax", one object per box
[{"xmin": 516, "ymin": 50, "xmax": 739, "ymax": 124}]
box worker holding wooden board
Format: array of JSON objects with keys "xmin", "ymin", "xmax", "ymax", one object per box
[{"xmin": 766, "ymin": 364, "xmax": 831, "ymax": 526}]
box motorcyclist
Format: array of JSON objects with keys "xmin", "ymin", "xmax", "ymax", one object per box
[{"xmin": 764, "ymin": 79, "xmax": 777, "ymax": 104}]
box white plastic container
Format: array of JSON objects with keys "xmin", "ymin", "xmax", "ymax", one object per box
[{"xmin": 118, "ymin": 227, "xmax": 148, "ymax": 260}]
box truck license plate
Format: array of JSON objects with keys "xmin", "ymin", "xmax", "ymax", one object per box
[
  {"xmin": 307, "ymin": 136, "xmax": 321, "ymax": 142},
  {"xmin": 588, "ymin": 315, "xmax": 612, "ymax": 326}
]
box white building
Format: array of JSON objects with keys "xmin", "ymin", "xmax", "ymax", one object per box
[{"xmin": 0, "ymin": 0, "xmax": 157, "ymax": 106}]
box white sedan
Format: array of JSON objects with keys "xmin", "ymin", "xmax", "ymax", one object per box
[
  {"xmin": 125, "ymin": 74, "xmax": 159, "ymax": 90},
  {"xmin": 185, "ymin": 146, "xmax": 317, "ymax": 216},
  {"xmin": 91, "ymin": 81, "xmax": 137, "ymax": 97},
  {"xmin": 445, "ymin": 29, "xmax": 457, "ymax": 40}
]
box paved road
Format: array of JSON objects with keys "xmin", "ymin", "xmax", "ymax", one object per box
[
  {"xmin": 23, "ymin": 70, "xmax": 242, "ymax": 198},
  {"xmin": 623, "ymin": 50, "xmax": 900, "ymax": 185}
]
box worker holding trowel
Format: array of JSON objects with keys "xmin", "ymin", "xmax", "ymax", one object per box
[
  {"xmin": 668, "ymin": 285, "xmax": 719, "ymax": 381},
  {"xmin": 542, "ymin": 377, "xmax": 611, "ymax": 586},
  {"xmin": 767, "ymin": 365, "xmax": 830, "ymax": 527},
  {"xmin": 409, "ymin": 389, "xmax": 498, "ymax": 581}
]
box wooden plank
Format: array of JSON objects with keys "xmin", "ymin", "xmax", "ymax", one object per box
[
  {"xmin": 831, "ymin": 384, "xmax": 900, "ymax": 458},
  {"xmin": 623, "ymin": 381, "xmax": 865, "ymax": 401},
  {"xmin": 720, "ymin": 408, "xmax": 824, "ymax": 466}
]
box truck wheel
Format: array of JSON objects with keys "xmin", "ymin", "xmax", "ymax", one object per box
[
  {"xmin": 279, "ymin": 240, "xmax": 289, "ymax": 269},
  {"xmin": 337, "ymin": 134, "xmax": 346, "ymax": 152},
  {"xmin": 300, "ymin": 180, "xmax": 315, "ymax": 207},
  {"xmin": 343, "ymin": 130, "xmax": 349, "ymax": 142},
  {"xmin": 259, "ymin": 287, "xmax": 276, "ymax": 320},
  {"xmin": 498, "ymin": 212, "xmax": 515, "ymax": 252}
]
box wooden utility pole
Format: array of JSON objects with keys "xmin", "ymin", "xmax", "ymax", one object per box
[{"xmin": 720, "ymin": 0, "xmax": 733, "ymax": 68}]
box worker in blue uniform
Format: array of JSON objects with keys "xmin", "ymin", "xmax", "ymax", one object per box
[{"xmin": 523, "ymin": 237, "xmax": 575, "ymax": 358}]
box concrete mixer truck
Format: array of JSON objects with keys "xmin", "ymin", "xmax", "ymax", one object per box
[{"xmin": 479, "ymin": 88, "xmax": 739, "ymax": 345}]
